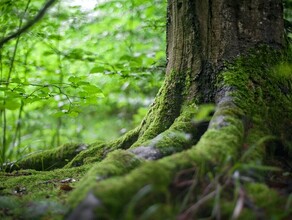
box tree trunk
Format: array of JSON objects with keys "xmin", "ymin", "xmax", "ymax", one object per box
[{"xmin": 1, "ymin": 0, "xmax": 291, "ymax": 219}]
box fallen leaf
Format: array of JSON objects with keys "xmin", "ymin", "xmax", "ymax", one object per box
[{"xmin": 60, "ymin": 184, "xmax": 73, "ymax": 191}]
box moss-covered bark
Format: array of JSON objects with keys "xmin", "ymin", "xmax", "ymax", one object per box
[{"xmin": 5, "ymin": 143, "xmax": 90, "ymax": 172}]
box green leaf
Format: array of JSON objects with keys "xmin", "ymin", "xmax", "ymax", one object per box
[
  {"xmin": 5, "ymin": 91, "xmax": 21, "ymax": 98},
  {"xmin": 48, "ymin": 34, "xmax": 63, "ymax": 40},
  {"xmin": 53, "ymin": 112, "xmax": 64, "ymax": 118},
  {"xmin": 82, "ymin": 84, "xmax": 102, "ymax": 94},
  {"xmin": 77, "ymin": 81, "xmax": 90, "ymax": 86},
  {"xmin": 130, "ymin": 56, "xmax": 143, "ymax": 66},
  {"xmin": 66, "ymin": 48, "xmax": 84, "ymax": 60},
  {"xmin": 11, "ymin": 78, "xmax": 21, "ymax": 83},
  {"xmin": 42, "ymin": 51, "xmax": 55, "ymax": 56},
  {"xmin": 13, "ymin": 87, "xmax": 25, "ymax": 94},
  {"xmin": 90, "ymin": 66, "xmax": 105, "ymax": 73},
  {"xmin": 68, "ymin": 111, "xmax": 79, "ymax": 118},
  {"xmin": 68, "ymin": 76, "xmax": 82, "ymax": 84},
  {"xmin": 96, "ymin": 93, "xmax": 105, "ymax": 98},
  {"xmin": 119, "ymin": 55, "xmax": 132, "ymax": 61},
  {"xmin": 78, "ymin": 91, "xmax": 88, "ymax": 97},
  {"xmin": 0, "ymin": 86, "xmax": 8, "ymax": 91},
  {"xmin": 3, "ymin": 99, "xmax": 21, "ymax": 110}
]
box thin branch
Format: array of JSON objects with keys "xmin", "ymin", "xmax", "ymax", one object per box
[{"xmin": 0, "ymin": 0, "xmax": 58, "ymax": 48}]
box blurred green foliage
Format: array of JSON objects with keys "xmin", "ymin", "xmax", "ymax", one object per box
[{"xmin": 0, "ymin": 0, "xmax": 166, "ymax": 163}]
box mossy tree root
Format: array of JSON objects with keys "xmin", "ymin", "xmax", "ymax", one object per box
[
  {"xmin": 127, "ymin": 106, "xmax": 210, "ymax": 160},
  {"xmin": 6, "ymin": 143, "xmax": 90, "ymax": 172},
  {"xmin": 67, "ymin": 49, "xmax": 292, "ymax": 219},
  {"xmin": 7, "ymin": 126, "xmax": 141, "ymax": 171},
  {"xmin": 66, "ymin": 89, "xmax": 246, "ymax": 219},
  {"xmin": 67, "ymin": 95, "xmax": 290, "ymax": 219}
]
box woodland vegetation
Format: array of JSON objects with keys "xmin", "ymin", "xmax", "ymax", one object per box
[
  {"xmin": 0, "ymin": 0, "xmax": 165, "ymax": 163},
  {"xmin": 1, "ymin": 0, "xmax": 292, "ymax": 219}
]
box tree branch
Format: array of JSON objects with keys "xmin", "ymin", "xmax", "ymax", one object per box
[{"xmin": 0, "ymin": 0, "xmax": 57, "ymax": 48}]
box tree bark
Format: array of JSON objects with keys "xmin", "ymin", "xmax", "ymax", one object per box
[{"xmin": 165, "ymin": 0, "xmax": 284, "ymax": 102}]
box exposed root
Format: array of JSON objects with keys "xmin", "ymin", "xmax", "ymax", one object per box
[
  {"xmin": 66, "ymin": 89, "xmax": 246, "ymax": 219},
  {"xmin": 68, "ymin": 150, "xmax": 143, "ymax": 210},
  {"xmin": 8, "ymin": 126, "xmax": 141, "ymax": 171},
  {"xmin": 65, "ymin": 48, "xmax": 292, "ymax": 219},
  {"xmin": 129, "ymin": 106, "xmax": 210, "ymax": 160},
  {"xmin": 6, "ymin": 143, "xmax": 90, "ymax": 172}
]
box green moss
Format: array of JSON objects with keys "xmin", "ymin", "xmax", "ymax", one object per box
[
  {"xmin": 245, "ymin": 183, "xmax": 291, "ymax": 219},
  {"xmin": 241, "ymin": 128, "xmax": 274, "ymax": 163},
  {"xmin": 66, "ymin": 148, "xmax": 197, "ymax": 219},
  {"xmin": 7, "ymin": 143, "xmax": 89, "ymax": 171},
  {"xmin": 0, "ymin": 165, "xmax": 90, "ymax": 219},
  {"xmin": 133, "ymin": 68, "xmax": 190, "ymax": 147},
  {"xmin": 65, "ymin": 128, "xmax": 142, "ymax": 169},
  {"xmin": 130, "ymin": 106, "xmax": 202, "ymax": 156},
  {"xmin": 71, "ymin": 115, "xmax": 244, "ymax": 219},
  {"xmin": 0, "ymin": 166, "xmax": 90, "ymax": 195},
  {"xmin": 64, "ymin": 142, "xmax": 106, "ymax": 168},
  {"xmin": 191, "ymin": 118, "xmax": 244, "ymax": 165},
  {"xmin": 91, "ymin": 161, "xmax": 176, "ymax": 219},
  {"xmin": 68, "ymin": 150, "xmax": 143, "ymax": 209},
  {"xmin": 108, "ymin": 127, "xmax": 141, "ymax": 150},
  {"xmin": 221, "ymin": 47, "xmax": 281, "ymax": 113},
  {"xmin": 246, "ymin": 183, "xmax": 278, "ymax": 207},
  {"xmin": 218, "ymin": 46, "xmax": 292, "ymax": 161},
  {"xmin": 69, "ymin": 81, "xmax": 245, "ymax": 219}
]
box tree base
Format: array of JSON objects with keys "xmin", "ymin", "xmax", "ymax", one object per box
[{"xmin": 1, "ymin": 47, "xmax": 292, "ymax": 219}]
